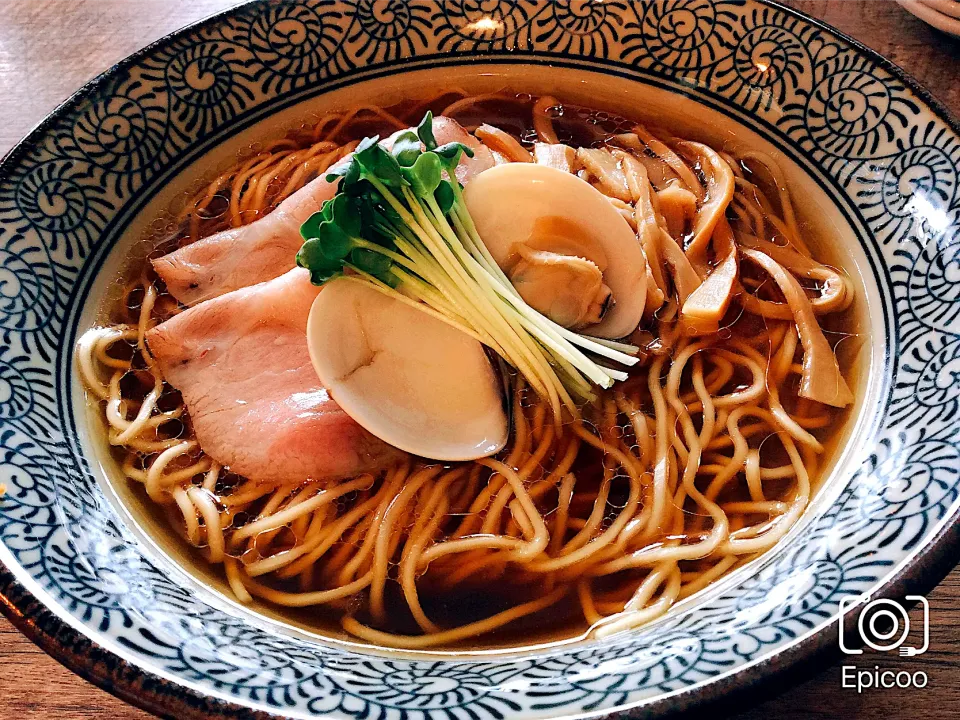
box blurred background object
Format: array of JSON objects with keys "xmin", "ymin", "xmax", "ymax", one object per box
[{"xmin": 898, "ymin": 0, "xmax": 960, "ymax": 37}]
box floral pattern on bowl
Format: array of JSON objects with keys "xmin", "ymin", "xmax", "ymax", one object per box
[{"xmin": 0, "ymin": 1, "xmax": 959, "ymax": 718}]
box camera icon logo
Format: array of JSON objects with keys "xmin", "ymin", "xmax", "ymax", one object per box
[{"xmin": 838, "ymin": 595, "xmax": 929, "ymax": 656}]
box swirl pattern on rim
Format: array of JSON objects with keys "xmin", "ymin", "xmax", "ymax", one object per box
[{"xmin": 0, "ymin": 2, "xmax": 958, "ymax": 718}]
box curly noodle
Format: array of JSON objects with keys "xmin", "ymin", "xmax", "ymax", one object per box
[{"xmin": 76, "ymin": 94, "xmax": 854, "ymax": 649}]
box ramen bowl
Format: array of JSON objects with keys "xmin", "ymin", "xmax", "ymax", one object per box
[{"xmin": 1, "ymin": 1, "xmax": 959, "ymax": 717}]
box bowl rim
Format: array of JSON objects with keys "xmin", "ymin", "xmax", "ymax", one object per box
[{"xmin": 1, "ymin": 1, "xmax": 959, "ymax": 718}]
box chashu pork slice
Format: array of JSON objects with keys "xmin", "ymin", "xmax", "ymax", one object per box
[
  {"xmin": 146, "ymin": 268, "xmax": 404, "ymax": 484},
  {"xmin": 154, "ymin": 116, "xmax": 495, "ymax": 306},
  {"xmin": 151, "ymin": 170, "xmax": 340, "ymax": 307}
]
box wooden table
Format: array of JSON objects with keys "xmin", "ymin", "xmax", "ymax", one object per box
[{"xmin": 0, "ymin": 1, "xmax": 958, "ymax": 718}]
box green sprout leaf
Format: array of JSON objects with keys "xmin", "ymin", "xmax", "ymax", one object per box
[
  {"xmin": 330, "ymin": 194, "xmax": 361, "ymax": 237},
  {"xmin": 350, "ymin": 247, "xmax": 393, "ymax": 277},
  {"xmin": 435, "ymin": 141, "xmax": 473, "ymax": 174},
  {"xmin": 354, "ymin": 135, "xmax": 380, "ymax": 159},
  {"xmin": 373, "ymin": 149, "xmax": 407, "ymax": 187},
  {"xmin": 300, "ymin": 210, "xmax": 325, "ymax": 240},
  {"xmin": 436, "ymin": 141, "xmax": 474, "ymax": 160},
  {"xmin": 357, "ymin": 141, "xmax": 407, "ymax": 188},
  {"xmin": 391, "ymin": 130, "xmax": 422, "ymax": 167},
  {"xmin": 297, "ymin": 237, "xmax": 342, "ymax": 277},
  {"xmin": 352, "ymin": 137, "xmax": 380, "ymax": 175},
  {"xmin": 434, "ymin": 180, "xmax": 455, "ymax": 215},
  {"xmin": 321, "ymin": 198, "xmax": 336, "ymax": 221},
  {"xmin": 316, "ymin": 221, "xmax": 353, "ymax": 260},
  {"xmin": 369, "ymin": 145, "xmax": 407, "ymax": 187},
  {"xmin": 417, "ymin": 111, "xmax": 437, "ymax": 151},
  {"xmin": 402, "ymin": 151, "xmax": 442, "ymax": 198},
  {"xmin": 325, "ymin": 156, "xmax": 360, "ymax": 187}
]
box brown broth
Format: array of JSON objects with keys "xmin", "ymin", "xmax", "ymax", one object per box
[{"xmin": 93, "ymin": 89, "xmax": 865, "ymax": 651}]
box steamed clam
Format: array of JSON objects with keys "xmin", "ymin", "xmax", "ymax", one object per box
[
  {"xmin": 306, "ymin": 277, "xmax": 508, "ymax": 462},
  {"xmin": 464, "ymin": 163, "xmax": 649, "ymax": 339}
]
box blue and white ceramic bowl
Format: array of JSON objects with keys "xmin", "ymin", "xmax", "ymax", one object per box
[{"xmin": 1, "ymin": 1, "xmax": 959, "ymax": 717}]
